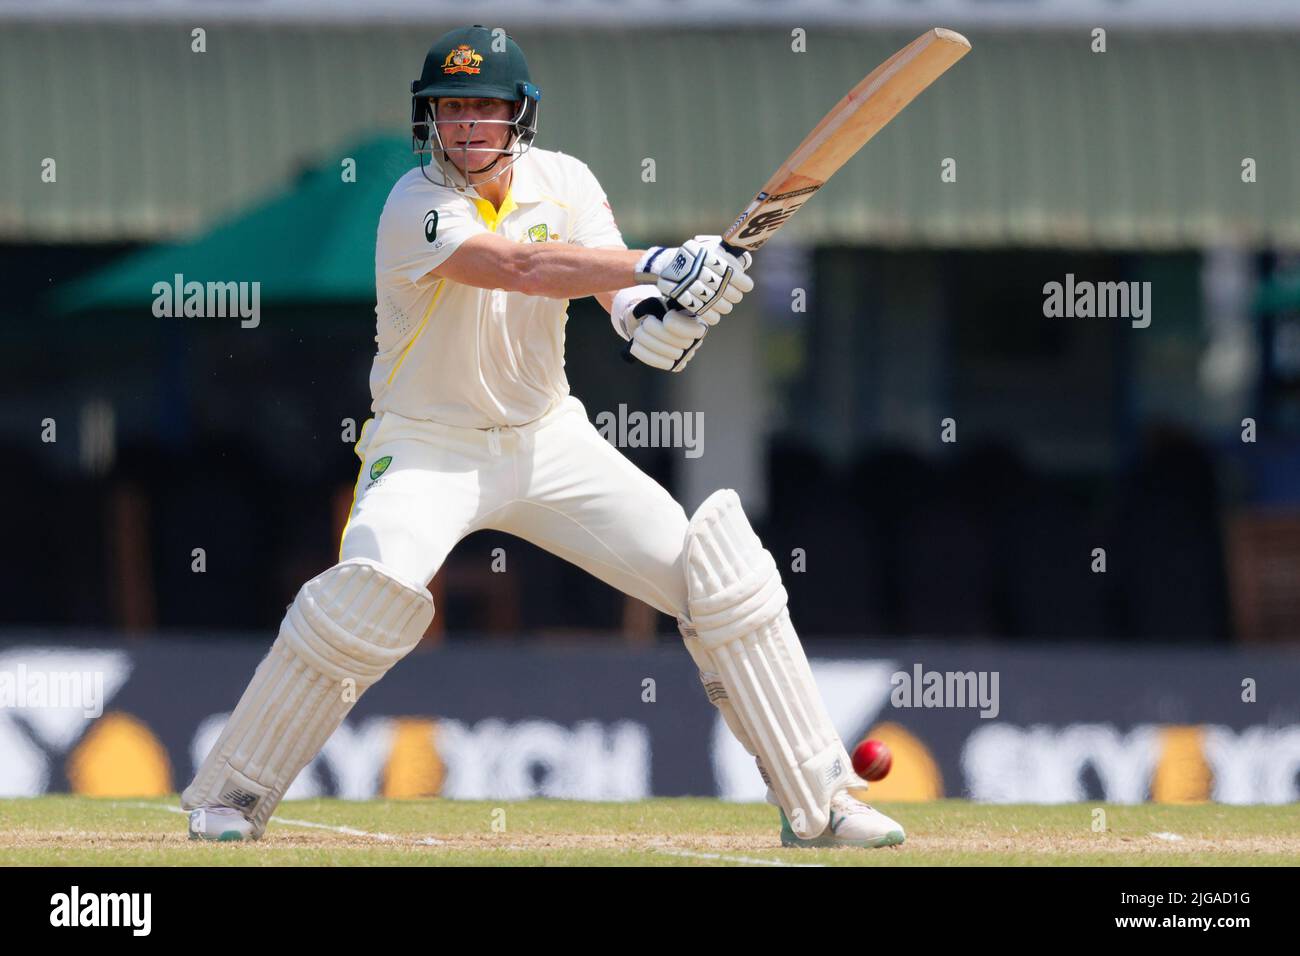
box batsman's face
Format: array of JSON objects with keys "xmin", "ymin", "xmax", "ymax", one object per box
[{"xmin": 435, "ymin": 97, "xmax": 517, "ymax": 170}]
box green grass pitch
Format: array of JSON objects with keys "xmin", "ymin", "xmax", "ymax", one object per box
[{"xmin": 2, "ymin": 797, "xmax": 1297, "ymax": 866}]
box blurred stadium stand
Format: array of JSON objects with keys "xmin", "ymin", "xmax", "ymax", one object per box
[{"xmin": 3, "ymin": 16, "xmax": 1300, "ymax": 644}]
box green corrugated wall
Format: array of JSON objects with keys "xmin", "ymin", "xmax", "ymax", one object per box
[{"xmin": 2, "ymin": 24, "xmax": 1297, "ymax": 248}]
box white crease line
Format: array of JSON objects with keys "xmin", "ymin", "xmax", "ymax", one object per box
[
  {"xmin": 116, "ymin": 801, "xmax": 445, "ymax": 845},
  {"xmin": 652, "ymin": 847, "xmax": 823, "ymax": 867},
  {"xmin": 119, "ymin": 803, "xmax": 805, "ymax": 861},
  {"xmin": 1151, "ymin": 832, "xmax": 1185, "ymax": 842}
]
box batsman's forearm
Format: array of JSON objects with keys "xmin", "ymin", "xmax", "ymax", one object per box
[{"xmin": 515, "ymin": 243, "xmax": 645, "ymax": 299}]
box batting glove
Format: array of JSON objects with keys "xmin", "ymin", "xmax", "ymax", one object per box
[
  {"xmin": 634, "ymin": 236, "xmax": 753, "ymax": 321},
  {"xmin": 626, "ymin": 298, "xmax": 710, "ymax": 372}
]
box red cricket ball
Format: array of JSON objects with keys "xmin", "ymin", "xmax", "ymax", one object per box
[{"xmin": 852, "ymin": 738, "xmax": 892, "ymax": 781}]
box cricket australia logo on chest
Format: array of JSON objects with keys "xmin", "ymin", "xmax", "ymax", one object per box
[{"xmin": 522, "ymin": 221, "xmax": 560, "ymax": 243}]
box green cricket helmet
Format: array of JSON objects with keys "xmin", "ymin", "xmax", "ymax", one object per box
[{"xmin": 410, "ymin": 25, "xmax": 541, "ymax": 189}]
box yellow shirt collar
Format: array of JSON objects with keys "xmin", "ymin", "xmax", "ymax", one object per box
[
  {"xmin": 468, "ymin": 152, "xmax": 543, "ymax": 231},
  {"xmin": 471, "ymin": 190, "xmax": 518, "ymax": 232}
]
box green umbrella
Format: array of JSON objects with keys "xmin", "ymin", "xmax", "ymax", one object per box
[
  {"xmin": 52, "ymin": 135, "xmax": 418, "ymax": 313},
  {"xmin": 1255, "ymin": 271, "xmax": 1300, "ymax": 315}
]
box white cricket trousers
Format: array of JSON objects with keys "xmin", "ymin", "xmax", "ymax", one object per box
[{"xmin": 339, "ymin": 395, "xmax": 691, "ymax": 619}]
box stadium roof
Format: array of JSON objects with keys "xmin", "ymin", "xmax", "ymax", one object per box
[{"xmin": 6, "ymin": 24, "xmax": 1300, "ymax": 250}]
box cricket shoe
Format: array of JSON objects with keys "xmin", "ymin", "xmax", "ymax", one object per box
[
  {"xmin": 188, "ymin": 805, "xmax": 256, "ymax": 842},
  {"xmin": 779, "ymin": 789, "xmax": 905, "ymax": 848}
]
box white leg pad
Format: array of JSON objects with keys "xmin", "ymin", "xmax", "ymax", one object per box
[
  {"xmin": 181, "ymin": 558, "xmax": 433, "ymax": 837},
  {"xmin": 678, "ymin": 619, "xmax": 775, "ymax": 791},
  {"xmin": 682, "ymin": 490, "xmax": 854, "ymax": 839}
]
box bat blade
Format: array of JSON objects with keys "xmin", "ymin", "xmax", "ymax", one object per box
[{"xmin": 722, "ymin": 28, "xmax": 971, "ymax": 253}]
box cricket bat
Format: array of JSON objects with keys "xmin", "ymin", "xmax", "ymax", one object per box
[
  {"xmin": 624, "ymin": 28, "xmax": 970, "ymax": 362},
  {"xmin": 718, "ymin": 27, "xmax": 971, "ymax": 254}
]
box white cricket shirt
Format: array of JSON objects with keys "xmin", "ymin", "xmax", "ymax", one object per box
[{"xmin": 369, "ymin": 147, "xmax": 625, "ymax": 428}]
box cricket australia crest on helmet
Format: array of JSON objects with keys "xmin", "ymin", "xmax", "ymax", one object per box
[{"xmin": 442, "ymin": 44, "xmax": 484, "ymax": 75}]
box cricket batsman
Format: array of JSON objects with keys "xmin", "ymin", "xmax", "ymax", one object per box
[{"xmin": 182, "ymin": 25, "xmax": 904, "ymax": 849}]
